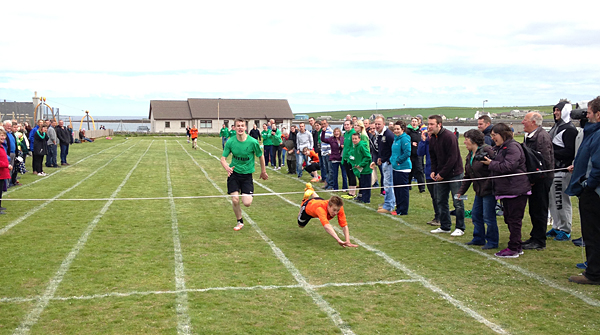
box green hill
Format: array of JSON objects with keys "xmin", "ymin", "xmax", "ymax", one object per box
[{"xmin": 302, "ymin": 106, "xmax": 554, "ymax": 120}]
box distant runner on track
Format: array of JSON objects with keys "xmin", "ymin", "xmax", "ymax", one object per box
[
  {"xmin": 298, "ymin": 183, "xmax": 359, "ymax": 248},
  {"xmin": 190, "ymin": 125, "xmax": 199, "ymax": 149},
  {"xmin": 220, "ymin": 118, "xmax": 268, "ymax": 231}
]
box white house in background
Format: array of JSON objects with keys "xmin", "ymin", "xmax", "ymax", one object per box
[{"xmin": 148, "ymin": 98, "xmax": 294, "ymax": 134}]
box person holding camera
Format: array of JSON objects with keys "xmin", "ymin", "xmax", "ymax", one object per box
[
  {"xmin": 566, "ymin": 96, "xmax": 600, "ymax": 285},
  {"xmin": 482, "ymin": 123, "xmax": 531, "ymax": 258},
  {"xmin": 456, "ymin": 129, "xmax": 498, "ymax": 249}
]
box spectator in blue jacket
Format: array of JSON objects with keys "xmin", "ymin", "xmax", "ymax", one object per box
[{"xmin": 391, "ymin": 121, "xmax": 412, "ymax": 215}]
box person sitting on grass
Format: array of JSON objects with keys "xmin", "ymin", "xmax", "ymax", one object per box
[
  {"xmin": 302, "ymin": 147, "xmax": 321, "ymax": 182},
  {"xmin": 298, "ymin": 183, "xmax": 358, "ymax": 248}
]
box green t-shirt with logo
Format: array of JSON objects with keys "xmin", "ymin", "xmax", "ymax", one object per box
[
  {"xmin": 229, "ymin": 129, "xmax": 237, "ymax": 138},
  {"xmin": 222, "ymin": 135, "xmax": 262, "ymax": 175},
  {"xmin": 220, "ymin": 127, "xmax": 229, "ymax": 138},
  {"xmin": 261, "ymin": 129, "xmax": 272, "ymax": 145}
]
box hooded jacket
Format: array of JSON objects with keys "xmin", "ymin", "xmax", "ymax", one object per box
[
  {"xmin": 548, "ymin": 102, "xmax": 578, "ymax": 168},
  {"xmin": 405, "ymin": 125, "xmax": 421, "ymax": 157},
  {"xmin": 565, "ymin": 121, "xmax": 600, "ymax": 197}
]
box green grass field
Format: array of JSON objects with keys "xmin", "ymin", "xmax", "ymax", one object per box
[{"xmin": 0, "ymin": 135, "xmax": 598, "ymax": 334}]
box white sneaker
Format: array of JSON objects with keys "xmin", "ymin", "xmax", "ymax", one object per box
[
  {"xmin": 450, "ymin": 229, "xmax": 465, "ymax": 237},
  {"xmin": 430, "ymin": 228, "xmax": 451, "ymax": 234}
]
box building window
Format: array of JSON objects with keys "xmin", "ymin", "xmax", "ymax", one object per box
[
  {"xmin": 181, "ymin": 121, "xmax": 186, "ymax": 128},
  {"xmin": 165, "ymin": 121, "xmax": 170, "ymax": 128},
  {"xmin": 200, "ymin": 120, "xmax": 212, "ymax": 128}
]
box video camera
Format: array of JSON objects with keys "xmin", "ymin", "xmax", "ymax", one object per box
[{"xmin": 571, "ymin": 101, "xmax": 588, "ymax": 121}]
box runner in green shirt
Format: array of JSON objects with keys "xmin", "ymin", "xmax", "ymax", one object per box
[
  {"xmin": 228, "ymin": 125, "xmax": 237, "ymax": 138},
  {"xmin": 219, "ymin": 124, "xmax": 229, "ymax": 149},
  {"xmin": 221, "ymin": 118, "xmax": 268, "ymax": 231}
]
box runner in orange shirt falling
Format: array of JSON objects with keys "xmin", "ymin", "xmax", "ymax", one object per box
[{"xmin": 297, "ymin": 183, "xmax": 358, "ymax": 248}]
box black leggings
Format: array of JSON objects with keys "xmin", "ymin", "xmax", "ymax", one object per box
[
  {"xmin": 32, "ymin": 154, "xmax": 44, "ymax": 173},
  {"xmin": 343, "ymin": 162, "xmax": 357, "ymax": 187}
]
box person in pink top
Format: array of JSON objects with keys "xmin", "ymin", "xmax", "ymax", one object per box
[{"xmin": 0, "ymin": 128, "xmax": 13, "ymax": 214}]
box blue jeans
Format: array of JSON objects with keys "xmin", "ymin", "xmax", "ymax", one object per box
[
  {"xmin": 296, "ymin": 152, "xmax": 307, "ymax": 177},
  {"xmin": 435, "ymin": 174, "xmax": 465, "ymax": 231},
  {"xmin": 281, "ymin": 149, "xmax": 286, "ymax": 164},
  {"xmin": 321, "ymin": 154, "xmax": 332, "ymax": 188},
  {"xmin": 471, "ymin": 194, "xmax": 499, "ymax": 247},
  {"xmin": 263, "ymin": 145, "xmax": 272, "ymax": 166},
  {"xmin": 222, "ymin": 137, "xmax": 228, "ymax": 149},
  {"xmin": 340, "ymin": 162, "xmax": 348, "ymax": 190},
  {"xmin": 331, "ymin": 161, "xmax": 342, "ymax": 190},
  {"xmin": 381, "ymin": 162, "xmax": 395, "ymax": 211},
  {"xmin": 46, "ymin": 144, "xmax": 57, "ymax": 167},
  {"xmin": 393, "ymin": 170, "xmax": 410, "ymax": 215},
  {"xmin": 60, "ymin": 144, "xmax": 69, "ymax": 164}
]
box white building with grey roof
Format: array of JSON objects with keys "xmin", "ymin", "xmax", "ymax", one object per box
[{"xmin": 148, "ymin": 98, "xmax": 294, "ymax": 134}]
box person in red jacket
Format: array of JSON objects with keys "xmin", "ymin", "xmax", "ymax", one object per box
[{"xmin": 0, "ymin": 128, "xmax": 13, "ymax": 214}]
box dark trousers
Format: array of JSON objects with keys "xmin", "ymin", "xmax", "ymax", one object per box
[
  {"xmin": 271, "ymin": 146, "xmax": 281, "ymax": 167},
  {"xmin": 305, "ymin": 162, "xmax": 320, "ymax": 174},
  {"xmin": 580, "ymin": 188, "xmax": 600, "ymax": 281},
  {"xmin": 393, "ymin": 170, "xmax": 410, "ymax": 214},
  {"xmin": 32, "ymin": 154, "xmax": 44, "ymax": 173},
  {"xmin": 357, "ymin": 173, "xmax": 371, "ymax": 203},
  {"xmin": 409, "ymin": 155, "xmax": 426, "ymax": 192},
  {"xmin": 286, "ymin": 157, "xmax": 296, "ymax": 174},
  {"xmin": 426, "ymin": 179, "xmax": 440, "ymax": 220},
  {"xmin": 343, "ymin": 162, "xmax": 356, "ymax": 187},
  {"xmin": 263, "ymin": 145, "xmax": 272, "ymax": 166},
  {"xmin": 46, "ymin": 144, "xmax": 57, "ymax": 167},
  {"xmin": 435, "ymin": 174, "xmax": 465, "ymax": 231},
  {"xmin": 527, "ymin": 178, "xmax": 552, "ymax": 246},
  {"xmin": 501, "ymin": 195, "xmax": 528, "ymax": 251},
  {"xmin": 60, "ymin": 144, "xmax": 69, "ymax": 164}
]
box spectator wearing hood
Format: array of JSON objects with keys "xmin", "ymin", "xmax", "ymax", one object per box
[{"xmin": 546, "ymin": 101, "xmax": 579, "ymax": 242}]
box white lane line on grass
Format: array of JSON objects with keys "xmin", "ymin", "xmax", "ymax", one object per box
[
  {"xmin": 5, "ymin": 140, "xmax": 129, "ymax": 195},
  {"xmin": 194, "ymin": 144, "xmax": 509, "ymax": 334},
  {"xmin": 1, "ymin": 279, "xmax": 419, "ymax": 304},
  {"xmin": 13, "ymin": 141, "xmax": 154, "ymax": 335},
  {"xmin": 0, "ymin": 141, "xmax": 140, "ymax": 236},
  {"xmin": 164, "ymin": 141, "xmax": 193, "ymax": 335},
  {"xmin": 178, "ymin": 141, "xmax": 356, "ymax": 335}
]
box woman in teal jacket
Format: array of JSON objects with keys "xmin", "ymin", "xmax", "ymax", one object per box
[{"xmin": 391, "ymin": 121, "xmax": 412, "ymax": 215}]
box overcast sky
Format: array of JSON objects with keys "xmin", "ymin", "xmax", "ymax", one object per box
[{"xmin": 1, "ymin": 0, "xmax": 599, "ymax": 117}]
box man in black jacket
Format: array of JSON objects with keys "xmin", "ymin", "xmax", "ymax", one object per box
[
  {"xmin": 428, "ymin": 115, "xmax": 465, "ymax": 236},
  {"xmin": 55, "ymin": 120, "xmax": 71, "ymax": 165},
  {"xmin": 522, "ymin": 112, "xmax": 554, "ymax": 250}
]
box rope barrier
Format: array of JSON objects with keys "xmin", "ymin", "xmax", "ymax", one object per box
[{"xmin": 1, "ymin": 167, "xmax": 568, "ymax": 202}]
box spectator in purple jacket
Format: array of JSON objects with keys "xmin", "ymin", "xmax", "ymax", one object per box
[
  {"xmin": 482, "ymin": 123, "xmax": 531, "ymax": 258},
  {"xmin": 321, "ymin": 127, "xmax": 344, "ymax": 190}
]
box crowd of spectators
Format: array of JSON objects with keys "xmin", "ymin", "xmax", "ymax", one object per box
[
  {"xmin": 242, "ymin": 101, "xmax": 599, "ymax": 284},
  {"xmin": 1, "ymin": 119, "xmax": 77, "ymax": 215}
]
